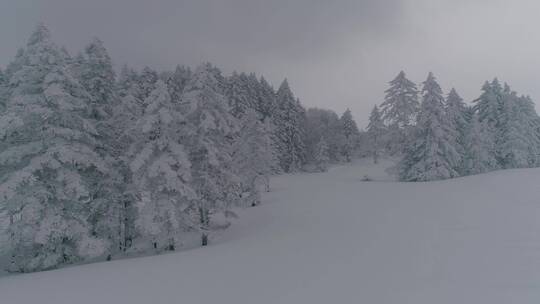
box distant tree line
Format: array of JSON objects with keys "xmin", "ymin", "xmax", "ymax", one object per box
[{"xmin": 366, "ymin": 71, "xmax": 540, "ymax": 181}]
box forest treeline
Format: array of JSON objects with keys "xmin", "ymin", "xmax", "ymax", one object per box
[
  {"xmin": 0, "ymin": 25, "xmax": 361, "ymax": 272},
  {"xmin": 366, "ymin": 71, "xmax": 540, "ymax": 181}
]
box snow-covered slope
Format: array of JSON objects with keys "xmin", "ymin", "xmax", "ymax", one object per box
[{"xmin": 1, "ymin": 159, "xmax": 540, "ymax": 304}]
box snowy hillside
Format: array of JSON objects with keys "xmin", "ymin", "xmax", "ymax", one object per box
[{"xmin": 1, "ymin": 159, "xmax": 540, "ymax": 304}]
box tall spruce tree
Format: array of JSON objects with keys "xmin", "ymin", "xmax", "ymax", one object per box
[
  {"xmin": 128, "ymin": 80, "xmax": 195, "ymax": 251},
  {"xmin": 445, "ymin": 88, "xmax": 469, "ymax": 174},
  {"xmin": 339, "ymin": 108, "xmax": 360, "ymax": 162},
  {"xmin": 0, "ymin": 25, "xmax": 111, "ymax": 272},
  {"xmin": 181, "ymin": 63, "xmax": 240, "ymax": 246},
  {"xmin": 367, "ymin": 105, "xmax": 386, "ymax": 164},
  {"xmin": 380, "ymin": 71, "xmax": 419, "ymax": 154},
  {"xmin": 274, "ymin": 79, "xmax": 307, "ymax": 172},
  {"xmin": 399, "ymin": 73, "xmax": 460, "ymax": 181}
]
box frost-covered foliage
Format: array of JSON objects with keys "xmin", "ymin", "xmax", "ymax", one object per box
[
  {"xmin": 339, "ymin": 109, "xmax": 360, "ymax": 162},
  {"xmin": 313, "ymin": 136, "xmax": 330, "ymax": 172},
  {"xmin": 381, "ymin": 71, "xmax": 420, "ymax": 128},
  {"xmin": 0, "ymin": 25, "xmax": 362, "ymax": 272},
  {"xmin": 0, "ymin": 25, "xmax": 111, "ymax": 272},
  {"xmin": 128, "ymin": 80, "xmax": 195, "ymax": 251},
  {"xmin": 399, "ymin": 73, "xmax": 460, "ymax": 181},
  {"xmin": 304, "ymin": 109, "xmax": 341, "ymax": 162},
  {"xmin": 366, "ymin": 105, "xmax": 386, "ymax": 164},
  {"xmin": 445, "ymin": 88, "xmax": 470, "ymax": 174},
  {"xmin": 181, "ymin": 63, "xmax": 242, "ymax": 246},
  {"xmin": 379, "ymin": 71, "xmax": 419, "ymax": 155},
  {"xmin": 274, "ymin": 79, "xmax": 307, "ymax": 172}
]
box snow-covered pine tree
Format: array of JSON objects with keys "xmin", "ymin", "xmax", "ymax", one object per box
[
  {"xmin": 515, "ymin": 95, "xmax": 540, "ymax": 166},
  {"xmin": 128, "ymin": 80, "xmax": 195, "ymax": 252},
  {"xmin": 76, "ymin": 38, "xmax": 127, "ymax": 256},
  {"xmin": 339, "ymin": 108, "xmax": 360, "ymax": 162},
  {"xmin": 257, "ymin": 76, "xmax": 277, "ymax": 121},
  {"xmin": 231, "ymin": 109, "xmax": 276, "ymax": 206},
  {"xmin": 380, "ymin": 71, "xmax": 419, "ymax": 154},
  {"xmin": 381, "ymin": 71, "xmax": 420, "ymax": 127},
  {"xmin": 314, "ymin": 136, "xmax": 330, "ymax": 172},
  {"xmin": 0, "ymin": 25, "xmax": 111, "ymax": 272},
  {"xmin": 366, "ymin": 105, "xmax": 386, "ymax": 164},
  {"xmin": 78, "ymin": 38, "xmax": 117, "ymax": 120},
  {"xmin": 474, "ymin": 79, "xmax": 503, "ymax": 127},
  {"xmin": 445, "ymin": 88, "xmax": 470, "ymax": 174},
  {"xmin": 138, "ymin": 66, "xmax": 159, "ymax": 102},
  {"xmin": 165, "ymin": 65, "xmax": 192, "ymax": 103},
  {"xmin": 274, "ymin": 79, "xmax": 307, "ymax": 172},
  {"xmin": 463, "ymin": 114, "xmax": 498, "ymax": 175},
  {"xmin": 399, "ymin": 73, "xmax": 460, "ymax": 181},
  {"xmin": 181, "ymin": 63, "xmax": 240, "ymax": 246},
  {"xmin": 497, "ymin": 86, "xmax": 537, "ymax": 169},
  {"xmin": 226, "ymin": 72, "xmax": 252, "ymax": 119},
  {"xmin": 108, "ymin": 65, "xmax": 147, "ymax": 253},
  {"xmin": 0, "ymin": 68, "xmax": 6, "ymax": 112},
  {"xmin": 305, "ymin": 108, "xmax": 343, "ymax": 164}
]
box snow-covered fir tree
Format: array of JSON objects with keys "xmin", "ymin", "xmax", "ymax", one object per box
[
  {"xmin": 165, "ymin": 65, "xmax": 192, "ymax": 103},
  {"xmin": 381, "ymin": 71, "xmax": 420, "ymax": 127},
  {"xmin": 274, "ymin": 79, "xmax": 307, "ymax": 172},
  {"xmin": 445, "ymin": 88, "xmax": 470, "ymax": 174},
  {"xmin": 313, "ymin": 136, "xmax": 330, "ymax": 172},
  {"xmin": 77, "ymin": 38, "xmax": 117, "ymax": 120},
  {"xmin": 463, "ymin": 114, "xmax": 499, "ymax": 175},
  {"xmin": 497, "ymin": 87, "xmax": 539, "ymax": 168},
  {"xmin": 138, "ymin": 67, "xmax": 159, "ymax": 102},
  {"xmin": 380, "ymin": 71, "xmax": 419, "ymax": 154},
  {"xmin": 304, "ymin": 108, "xmax": 343, "ymax": 164},
  {"xmin": 231, "ymin": 110, "xmax": 276, "ymax": 205},
  {"xmin": 399, "ymin": 73, "xmax": 460, "ymax": 181},
  {"xmin": 226, "ymin": 72, "xmax": 254, "ymax": 119},
  {"xmin": 0, "ymin": 25, "xmax": 111, "ymax": 272},
  {"xmin": 0, "ymin": 68, "xmax": 6, "ymax": 112},
  {"xmin": 256, "ymin": 76, "xmax": 278, "ymax": 121},
  {"xmin": 339, "ymin": 108, "xmax": 360, "ymax": 162},
  {"xmin": 128, "ymin": 80, "xmax": 196, "ymax": 252},
  {"xmin": 181, "ymin": 63, "xmax": 240, "ymax": 246},
  {"xmin": 366, "ymin": 105, "xmax": 386, "ymax": 164}
]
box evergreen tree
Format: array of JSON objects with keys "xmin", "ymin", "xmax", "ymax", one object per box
[
  {"xmin": 257, "ymin": 76, "xmax": 277, "ymax": 121},
  {"xmin": 138, "ymin": 66, "xmax": 159, "ymax": 101},
  {"xmin": 380, "ymin": 71, "xmax": 419, "ymax": 154},
  {"xmin": 0, "ymin": 25, "xmax": 110, "ymax": 272},
  {"xmin": 314, "ymin": 136, "xmax": 330, "ymax": 172},
  {"xmin": 305, "ymin": 108, "xmax": 343, "ymax": 164},
  {"xmin": 474, "ymin": 79, "xmax": 503, "ymax": 127},
  {"xmin": 226, "ymin": 72, "xmax": 252, "ymax": 119},
  {"xmin": 0, "ymin": 68, "xmax": 6, "ymax": 112},
  {"xmin": 231, "ymin": 110, "xmax": 276, "ymax": 205},
  {"xmin": 497, "ymin": 88, "xmax": 537, "ymax": 168},
  {"xmin": 181, "ymin": 63, "xmax": 240, "ymax": 246},
  {"xmin": 339, "ymin": 108, "xmax": 360, "ymax": 162},
  {"xmin": 381, "ymin": 71, "xmax": 419, "ymax": 127},
  {"xmin": 445, "ymin": 88, "xmax": 469, "ymax": 173},
  {"xmin": 78, "ymin": 38, "xmax": 117, "ymax": 120},
  {"xmin": 464, "ymin": 114, "xmax": 498, "ymax": 175},
  {"xmin": 274, "ymin": 79, "xmax": 307, "ymax": 172},
  {"xmin": 165, "ymin": 65, "xmax": 192, "ymax": 103},
  {"xmin": 399, "ymin": 73, "xmax": 460, "ymax": 181},
  {"xmin": 128, "ymin": 80, "xmax": 195, "ymax": 251},
  {"xmin": 366, "ymin": 105, "xmax": 386, "ymax": 164}
]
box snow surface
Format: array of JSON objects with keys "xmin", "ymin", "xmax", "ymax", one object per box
[{"xmin": 2, "ymin": 158, "xmax": 540, "ymax": 303}]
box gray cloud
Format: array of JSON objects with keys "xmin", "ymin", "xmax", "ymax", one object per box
[{"xmin": 1, "ymin": 0, "xmax": 539, "ymax": 126}]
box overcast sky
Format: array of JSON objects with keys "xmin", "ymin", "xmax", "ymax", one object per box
[{"xmin": 1, "ymin": 0, "xmax": 539, "ymax": 126}]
